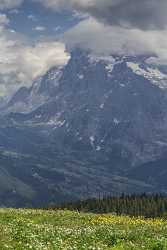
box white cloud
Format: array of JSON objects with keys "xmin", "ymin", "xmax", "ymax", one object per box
[
  {"xmin": 64, "ymin": 17, "xmax": 167, "ymax": 62},
  {"xmin": 34, "ymin": 26, "xmax": 46, "ymax": 31},
  {"xmin": 1, "ymin": 0, "xmax": 167, "ymax": 96},
  {"xmin": 19, "ymin": 41, "xmax": 69, "ymax": 81},
  {"xmin": 0, "ymin": 14, "xmax": 70, "ymax": 96},
  {"xmin": 0, "ymin": 13, "xmax": 9, "ymax": 25},
  {"xmin": 34, "ymin": 0, "xmax": 167, "ymax": 66}
]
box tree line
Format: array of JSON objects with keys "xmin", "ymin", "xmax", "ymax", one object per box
[{"xmin": 53, "ymin": 194, "xmax": 167, "ymax": 218}]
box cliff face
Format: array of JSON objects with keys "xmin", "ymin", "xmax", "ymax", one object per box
[{"xmin": 0, "ymin": 49, "xmax": 167, "ymax": 207}]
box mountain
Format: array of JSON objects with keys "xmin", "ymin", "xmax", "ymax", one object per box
[
  {"xmin": 1, "ymin": 49, "xmax": 167, "ymax": 207},
  {"xmin": 2, "ymin": 65, "xmax": 64, "ymax": 114}
]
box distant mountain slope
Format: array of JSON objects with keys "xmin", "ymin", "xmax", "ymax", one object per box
[
  {"xmin": 1, "ymin": 49, "xmax": 167, "ymax": 206},
  {"xmin": 3, "ymin": 66, "xmax": 64, "ymax": 114}
]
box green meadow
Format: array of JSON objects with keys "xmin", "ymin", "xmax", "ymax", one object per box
[{"xmin": 0, "ymin": 209, "xmax": 166, "ymax": 250}]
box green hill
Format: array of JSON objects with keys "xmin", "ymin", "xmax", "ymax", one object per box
[{"xmin": 0, "ymin": 209, "xmax": 166, "ymax": 249}]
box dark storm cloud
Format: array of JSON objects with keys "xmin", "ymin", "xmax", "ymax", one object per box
[
  {"xmin": 84, "ymin": 0, "xmax": 167, "ymax": 30},
  {"xmin": 35, "ymin": 0, "xmax": 167, "ymax": 30}
]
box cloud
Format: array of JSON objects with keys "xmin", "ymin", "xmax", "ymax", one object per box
[
  {"xmin": 36, "ymin": 0, "xmax": 167, "ymax": 65},
  {"xmin": 81, "ymin": 0, "xmax": 167, "ymax": 30},
  {"xmin": 0, "ymin": 13, "xmax": 9, "ymax": 25},
  {"xmin": 1, "ymin": 0, "xmax": 167, "ymax": 96},
  {"xmin": 0, "ymin": 14, "xmax": 69, "ymax": 96},
  {"xmin": 0, "ymin": 0, "xmax": 23, "ymax": 10},
  {"xmin": 34, "ymin": 26, "xmax": 46, "ymax": 31},
  {"xmin": 64, "ymin": 17, "xmax": 167, "ymax": 61},
  {"xmin": 34, "ymin": 0, "xmax": 167, "ymax": 30}
]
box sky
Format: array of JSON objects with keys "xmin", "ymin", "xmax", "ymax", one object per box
[{"xmin": 1, "ymin": 0, "xmax": 167, "ymax": 96}]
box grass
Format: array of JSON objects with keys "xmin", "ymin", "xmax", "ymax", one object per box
[{"xmin": 0, "ymin": 209, "xmax": 166, "ymax": 249}]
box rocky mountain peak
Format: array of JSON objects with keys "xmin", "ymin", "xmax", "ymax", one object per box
[{"xmin": 1, "ymin": 49, "xmax": 167, "ymax": 206}]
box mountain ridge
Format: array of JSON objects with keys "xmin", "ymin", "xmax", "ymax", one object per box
[{"xmin": 1, "ymin": 49, "xmax": 167, "ymax": 207}]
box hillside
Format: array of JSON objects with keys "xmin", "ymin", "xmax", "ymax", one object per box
[
  {"xmin": 0, "ymin": 209, "xmax": 166, "ymax": 249},
  {"xmin": 56, "ymin": 194, "xmax": 167, "ymax": 218},
  {"xmin": 1, "ymin": 50, "xmax": 167, "ymax": 206}
]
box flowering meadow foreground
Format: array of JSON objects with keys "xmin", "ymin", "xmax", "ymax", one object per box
[{"xmin": 0, "ymin": 209, "xmax": 167, "ymax": 250}]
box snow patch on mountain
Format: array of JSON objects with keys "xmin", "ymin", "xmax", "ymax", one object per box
[
  {"xmin": 48, "ymin": 119, "xmax": 66, "ymax": 128},
  {"xmin": 127, "ymin": 62, "xmax": 167, "ymax": 88},
  {"xmin": 113, "ymin": 118, "xmax": 120, "ymax": 125},
  {"xmin": 88, "ymin": 54, "xmax": 115, "ymax": 65},
  {"xmin": 100, "ymin": 103, "xmax": 105, "ymax": 109},
  {"xmin": 105, "ymin": 64, "xmax": 114, "ymax": 72},
  {"xmin": 45, "ymin": 66, "xmax": 63, "ymax": 87},
  {"xmin": 90, "ymin": 136, "xmax": 95, "ymax": 147},
  {"xmin": 96, "ymin": 146, "xmax": 101, "ymax": 151},
  {"xmin": 47, "ymin": 112, "xmax": 64, "ymax": 126},
  {"xmin": 77, "ymin": 74, "xmax": 84, "ymax": 80}
]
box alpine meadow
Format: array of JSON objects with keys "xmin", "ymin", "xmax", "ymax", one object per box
[{"xmin": 0, "ymin": 0, "xmax": 167, "ymax": 249}]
